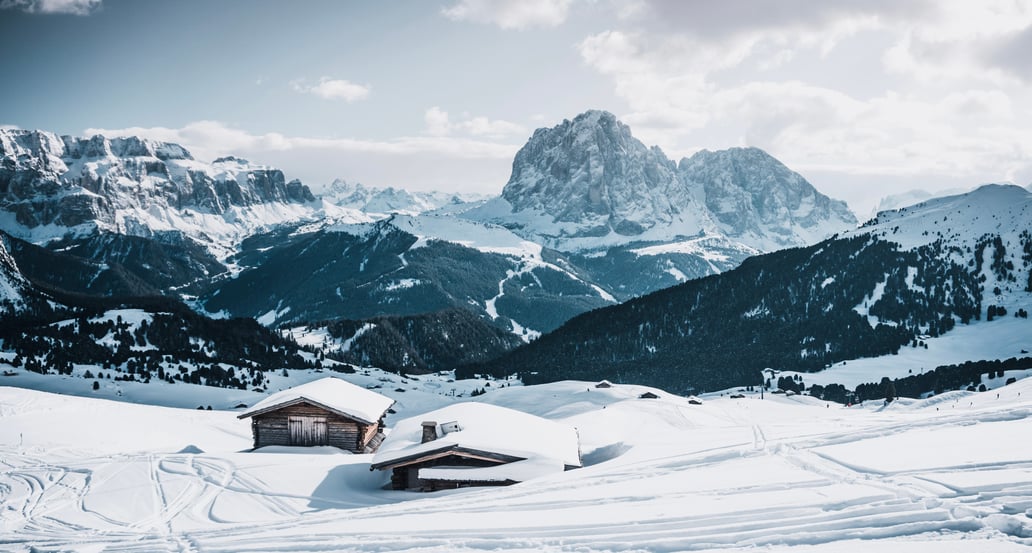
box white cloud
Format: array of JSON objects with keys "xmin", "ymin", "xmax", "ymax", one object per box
[
  {"xmin": 422, "ymin": 107, "xmax": 527, "ymax": 139},
  {"xmin": 442, "ymin": 0, "xmax": 574, "ymax": 30},
  {"xmin": 0, "ymin": 0, "xmax": 100, "ymax": 15},
  {"xmin": 424, "ymin": 107, "xmax": 452, "ymax": 136},
  {"xmin": 621, "ymin": 0, "xmax": 920, "ymax": 39},
  {"xmin": 574, "ymin": 2, "xmax": 1032, "ymax": 213},
  {"xmin": 462, "ymin": 116, "xmax": 526, "ymax": 137},
  {"xmin": 291, "ymin": 77, "xmax": 370, "ymax": 102},
  {"xmin": 82, "ymin": 121, "xmax": 520, "ymax": 194},
  {"xmin": 83, "ymin": 120, "xmax": 518, "ymax": 163}
]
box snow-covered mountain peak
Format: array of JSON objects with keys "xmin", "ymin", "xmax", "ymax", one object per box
[
  {"xmin": 868, "ymin": 187, "xmax": 976, "ymax": 221},
  {"xmin": 678, "ymin": 146, "xmax": 857, "ymax": 251},
  {"xmin": 320, "ymin": 178, "xmax": 487, "ymax": 216},
  {"xmin": 0, "ymin": 128, "xmax": 326, "ymax": 255},
  {"xmin": 497, "ymin": 109, "xmax": 689, "ymax": 246},
  {"xmin": 851, "ymin": 183, "xmax": 1032, "ymax": 251},
  {"xmin": 471, "ymin": 111, "xmax": 856, "ymax": 254}
]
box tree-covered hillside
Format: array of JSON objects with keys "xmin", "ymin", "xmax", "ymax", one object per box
[{"xmin": 466, "ymin": 234, "xmax": 985, "ymax": 393}]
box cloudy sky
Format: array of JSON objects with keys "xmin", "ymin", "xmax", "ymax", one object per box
[{"xmin": 2, "ymin": 0, "xmax": 1031, "ymax": 215}]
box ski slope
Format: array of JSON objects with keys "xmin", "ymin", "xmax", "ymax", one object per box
[{"xmin": 2, "ymin": 376, "xmax": 1032, "ymax": 552}]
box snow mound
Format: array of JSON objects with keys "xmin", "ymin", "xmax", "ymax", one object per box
[{"xmin": 372, "ymin": 402, "xmax": 581, "ymax": 470}]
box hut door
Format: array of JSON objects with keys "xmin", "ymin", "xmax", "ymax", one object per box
[{"xmin": 288, "ymin": 416, "xmax": 328, "ymax": 446}]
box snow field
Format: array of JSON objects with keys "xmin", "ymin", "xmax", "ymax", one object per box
[
  {"xmin": 2, "ymin": 375, "xmax": 1032, "ymax": 551},
  {"xmin": 783, "ymin": 315, "xmax": 1032, "ymax": 388}
]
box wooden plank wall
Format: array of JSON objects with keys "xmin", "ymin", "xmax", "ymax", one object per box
[
  {"xmin": 389, "ymin": 454, "xmax": 506, "ymax": 490},
  {"xmin": 252, "ymin": 402, "xmax": 367, "ymax": 452}
]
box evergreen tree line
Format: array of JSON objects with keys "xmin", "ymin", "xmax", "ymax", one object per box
[
  {"xmin": 809, "ymin": 356, "xmax": 1032, "ymax": 403},
  {"xmin": 314, "ymin": 307, "xmax": 524, "ymax": 374},
  {"xmin": 2, "ymin": 300, "xmax": 313, "ymax": 390}
]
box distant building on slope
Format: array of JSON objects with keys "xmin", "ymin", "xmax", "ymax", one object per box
[
  {"xmin": 370, "ymin": 402, "xmax": 581, "ymax": 491},
  {"xmin": 237, "ymin": 377, "xmax": 394, "ymax": 453}
]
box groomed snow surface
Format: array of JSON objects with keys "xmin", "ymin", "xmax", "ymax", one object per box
[{"xmin": 3, "ymin": 376, "xmax": 1032, "ymax": 552}]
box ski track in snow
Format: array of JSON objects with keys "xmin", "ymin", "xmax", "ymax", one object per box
[{"xmin": 2, "ymin": 381, "xmax": 1032, "ymax": 552}]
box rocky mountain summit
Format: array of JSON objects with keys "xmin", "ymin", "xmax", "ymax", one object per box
[
  {"xmin": 0, "ymin": 129, "xmax": 321, "ymax": 245},
  {"xmin": 679, "ymin": 146, "xmax": 857, "ymax": 251},
  {"xmin": 467, "ymin": 110, "xmax": 857, "ymax": 253}
]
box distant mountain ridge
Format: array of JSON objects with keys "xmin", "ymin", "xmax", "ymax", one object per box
[
  {"xmin": 468, "ymin": 184, "xmax": 1032, "ymax": 392},
  {"xmin": 321, "ymin": 179, "xmax": 488, "ymax": 216},
  {"xmin": 465, "ymin": 110, "xmax": 856, "ymax": 253},
  {"xmin": 1, "ymin": 114, "xmax": 862, "ymax": 367},
  {"xmin": 0, "ymin": 128, "xmax": 365, "ymax": 251}
]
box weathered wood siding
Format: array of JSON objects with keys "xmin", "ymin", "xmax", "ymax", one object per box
[
  {"xmin": 251, "ymin": 402, "xmax": 372, "ymax": 452},
  {"xmin": 389, "ymin": 454, "xmax": 506, "ymax": 491},
  {"xmin": 423, "ymin": 479, "xmax": 514, "ymax": 492}
]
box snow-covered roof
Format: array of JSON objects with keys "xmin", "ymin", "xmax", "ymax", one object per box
[
  {"xmin": 238, "ymin": 377, "xmax": 394, "ymax": 425},
  {"xmin": 371, "ymin": 402, "xmax": 581, "ymax": 470}
]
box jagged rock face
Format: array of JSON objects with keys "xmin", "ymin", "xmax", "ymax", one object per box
[
  {"xmin": 0, "ymin": 233, "xmax": 32, "ymax": 314},
  {"xmin": 503, "ymin": 110, "xmax": 683, "ymax": 237},
  {"xmin": 679, "ymin": 148, "xmax": 857, "ymax": 248},
  {"xmin": 494, "ymin": 110, "xmax": 856, "ymax": 251},
  {"xmin": 0, "ymin": 129, "xmax": 315, "ymax": 231}
]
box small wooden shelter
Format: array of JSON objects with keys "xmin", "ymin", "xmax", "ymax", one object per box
[
  {"xmin": 370, "ymin": 402, "xmax": 581, "ymax": 492},
  {"xmin": 238, "ymin": 377, "xmax": 394, "ymax": 453}
]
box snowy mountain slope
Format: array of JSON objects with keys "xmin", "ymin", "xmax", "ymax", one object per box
[
  {"xmin": 2, "ymin": 377, "xmax": 1032, "ymax": 551},
  {"xmin": 201, "ymin": 216, "xmax": 615, "ymax": 334},
  {"xmin": 285, "ymin": 308, "xmax": 525, "ymax": 373},
  {"xmin": 782, "ymin": 314, "xmax": 1032, "ymax": 389},
  {"xmin": 0, "ymin": 129, "xmax": 370, "ymax": 257},
  {"xmin": 464, "ymin": 110, "xmax": 857, "ymax": 255},
  {"xmin": 0, "ymin": 232, "xmax": 34, "ymax": 315},
  {"xmin": 320, "ymin": 178, "xmax": 488, "ymax": 216},
  {"xmin": 679, "ymin": 147, "xmax": 857, "ymax": 251},
  {"xmin": 851, "ymin": 183, "xmax": 1030, "ymax": 249},
  {"xmin": 473, "ymin": 184, "xmax": 1032, "ymax": 393},
  {"xmin": 868, "ymin": 187, "xmax": 971, "ymax": 221},
  {"xmin": 0, "ymin": 300, "xmax": 314, "ymax": 388},
  {"xmin": 2, "ymin": 228, "xmax": 225, "ymax": 298},
  {"xmin": 850, "ymin": 183, "xmax": 1032, "ymax": 313}
]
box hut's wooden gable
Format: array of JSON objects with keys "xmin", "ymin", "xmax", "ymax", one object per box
[{"xmin": 250, "ymin": 401, "xmax": 378, "ymax": 452}]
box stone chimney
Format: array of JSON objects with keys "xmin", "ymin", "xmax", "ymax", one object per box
[{"xmin": 421, "ymin": 421, "xmax": 438, "ymax": 443}]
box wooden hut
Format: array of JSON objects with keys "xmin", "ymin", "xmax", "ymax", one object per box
[
  {"xmin": 638, "ymin": 391, "xmax": 660, "ymax": 399},
  {"xmin": 238, "ymin": 377, "xmax": 394, "ymax": 453},
  {"xmin": 370, "ymin": 402, "xmax": 581, "ymax": 492}
]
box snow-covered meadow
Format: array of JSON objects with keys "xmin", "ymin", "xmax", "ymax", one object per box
[{"xmin": 2, "ymin": 373, "xmax": 1032, "ymax": 552}]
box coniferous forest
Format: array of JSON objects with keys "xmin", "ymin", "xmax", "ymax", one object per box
[{"xmin": 465, "ymin": 234, "xmax": 985, "ymax": 393}]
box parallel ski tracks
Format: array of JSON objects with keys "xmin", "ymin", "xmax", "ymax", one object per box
[{"xmin": 3, "ymin": 404, "xmax": 1030, "ymax": 551}]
